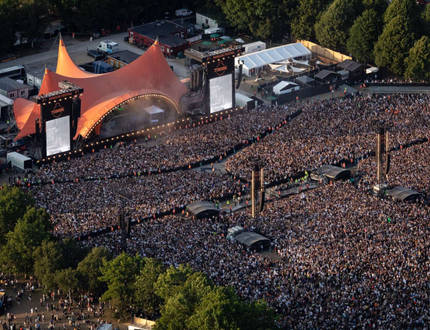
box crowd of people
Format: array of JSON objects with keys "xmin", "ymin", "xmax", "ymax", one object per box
[
  {"xmin": 18, "ymin": 92, "xmax": 430, "ymax": 327},
  {"xmin": 29, "ymin": 170, "xmax": 245, "ymax": 237},
  {"xmin": 31, "ymin": 105, "xmax": 295, "ymax": 183},
  {"xmin": 82, "ymin": 182, "xmax": 430, "ymax": 328},
  {"xmin": 358, "ymin": 142, "xmax": 430, "ymax": 194},
  {"xmin": 1, "ymin": 273, "xmax": 109, "ymax": 329},
  {"xmin": 226, "ymin": 94, "xmax": 430, "ymax": 182}
]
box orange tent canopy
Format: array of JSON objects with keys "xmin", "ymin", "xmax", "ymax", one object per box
[{"xmin": 14, "ymin": 38, "xmax": 188, "ymax": 140}]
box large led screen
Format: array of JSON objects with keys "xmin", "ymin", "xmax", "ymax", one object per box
[
  {"xmin": 46, "ymin": 116, "xmax": 70, "ymax": 156},
  {"xmin": 209, "ymin": 74, "xmax": 233, "ymax": 113}
]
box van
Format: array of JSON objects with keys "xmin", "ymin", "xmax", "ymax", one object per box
[{"xmin": 97, "ymin": 40, "xmax": 119, "ymax": 54}]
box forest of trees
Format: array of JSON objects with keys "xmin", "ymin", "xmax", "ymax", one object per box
[
  {"xmin": 0, "ymin": 186, "xmax": 276, "ymax": 329},
  {"xmin": 0, "ymin": 0, "xmax": 429, "ymax": 78}
]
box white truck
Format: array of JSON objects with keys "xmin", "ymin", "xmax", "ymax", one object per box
[
  {"xmin": 175, "ymin": 8, "xmax": 192, "ymax": 17},
  {"xmin": 6, "ymin": 152, "xmax": 32, "ymax": 170},
  {"xmin": 97, "ymin": 40, "xmax": 119, "ymax": 54}
]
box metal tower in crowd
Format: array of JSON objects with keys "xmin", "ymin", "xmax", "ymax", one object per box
[{"xmin": 250, "ymin": 157, "xmax": 265, "ymax": 218}]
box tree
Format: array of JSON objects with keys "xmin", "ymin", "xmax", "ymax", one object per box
[
  {"xmin": 0, "ymin": 2, "xmax": 18, "ymax": 56},
  {"xmin": 347, "ymin": 9, "xmax": 382, "ymax": 63},
  {"xmin": 383, "ymin": 0, "xmax": 420, "ymax": 27},
  {"xmin": 362, "ymin": 0, "xmax": 387, "ymax": 15},
  {"xmin": 33, "ymin": 240, "xmax": 64, "ymax": 291},
  {"xmin": 291, "ymin": 0, "xmax": 331, "ymax": 41},
  {"xmin": 154, "ymin": 264, "xmax": 194, "ymax": 302},
  {"xmin": 0, "ymin": 208, "xmax": 52, "ymax": 275},
  {"xmin": 155, "ymin": 271, "xmax": 214, "ymax": 330},
  {"xmin": 55, "ymin": 267, "xmax": 79, "ymax": 297},
  {"xmin": 99, "ymin": 252, "xmax": 143, "ymax": 317},
  {"xmin": 134, "ymin": 258, "xmax": 165, "ymax": 319},
  {"xmin": 422, "ymin": 5, "xmax": 430, "ymax": 36},
  {"xmin": 155, "ymin": 270, "xmax": 277, "ymax": 330},
  {"xmin": 59, "ymin": 238, "xmax": 89, "ymax": 269},
  {"xmin": 0, "ymin": 186, "xmax": 34, "ymax": 244},
  {"xmin": 186, "ymin": 287, "xmax": 242, "ymax": 330},
  {"xmin": 374, "ymin": 15, "xmax": 416, "ymax": 76},
  {"xmin": 236, "ymin": 298, "xmax": 276, "ymax": 330},
  {"xmin": 215, "ymin": 0, "xmax": 295, "ymax": 41},
  {"xmin": 405, "ymin": 36, "xmax": 430, "ymax": 82},
  {"xmin": 215, "ymin": 0, "xmax": 251, "ymax": 32},
  {"xmin": 77, "ymin": 247, "xmax": 110, "ymax": 296},
  {"xmin": 314, "ymin": 0, "xmax": 363, "ymax": 52}
]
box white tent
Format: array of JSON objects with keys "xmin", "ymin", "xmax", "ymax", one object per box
[
  {"xmin": 273, "ymin": 81, "xmax": 300, "ymax": 95},
  {"xmin": 235, "ymin": 43, "xmax": 311, "ymax": 77},
  {"xmin": 235, "ymin": 92, "xmax": 255, "ymax": 108}
]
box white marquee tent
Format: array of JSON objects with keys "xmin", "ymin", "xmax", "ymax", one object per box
[{"xmin": 235, "ymin": 43, "xmax": 311, "ymax": 77}]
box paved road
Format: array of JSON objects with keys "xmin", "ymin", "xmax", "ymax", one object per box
[{"xmin": 0, "ymin": 32, "xmax": 190, "ymax": 79}]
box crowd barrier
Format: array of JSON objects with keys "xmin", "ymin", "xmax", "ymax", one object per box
[
  {"xmin": 35, "ymin": 107, "xmax": 246, "ymax": 165},
  {"xmin": 365, "ymin": 82, "xmax": 430, "ymax": 87}
]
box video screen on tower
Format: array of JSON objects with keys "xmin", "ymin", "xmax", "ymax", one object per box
[
  {"xmin": 209, "ymin": 74, "xmax": 233, "ymax": 113},
  {"xmin": 46, "ymin": 116, "xmax": 71, "ymax": 156}
]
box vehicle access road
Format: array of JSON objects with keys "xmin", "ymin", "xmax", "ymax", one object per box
[{"xmin": 0, "ymin": 32, "xmax": 190, "ymax": 79}]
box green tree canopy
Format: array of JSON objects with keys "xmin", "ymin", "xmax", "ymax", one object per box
[
  {"xmin": 187, "ymin": 287, "xmax": 275, "ymax": 330},
  {"xmin": 215, "ymin": 0, "xmax": 297, "ymax": 41},
  {"xmin": 0, "ymin": 207, "xmax": 51, "ymax": 275},
  {"xmin": 155, "ymin": 271, "xmax": 214, "ymax": 330},
  {"xmin": 314, "ymin": 0, "xmax": 363, "ymax": 52},
  {"xmin": 0, "ymin": 185, "xmax": 34, "ymax": 244},
  {"xmin": 155, "ymin": 270, "xmax": 276, "ymax": 330},
  {"xmin": 422, "ymin": 5, "xmax": 430, "ymax": 35},
  {"xmin": 405, "ymin": 36, "xmax": 430, "ymax": 82},
  {"xmin": 154, "ymin": 264, "xmax": 194, "ymax": 302},
  {"xmin": 383, "ymin": 0, "xmax": 420, "ymax": 26},
  {"xmin": 374, "ymin": 15, "xmax": 416, "ymax": 76},
  {"xmin": 55, "ymin": 267, "xmax": 79, "ymax": 296},
  {"xmin": 347, "ymin": 9, "xmax": 382, "ymax": 63},
  {"xmin": 33, "ymin": 240, "xmax": 64, "ymax": 290},
  {"xmin": 134, "ymin": 258, "xmax": 165, "ymax": 319},
  {"xmin": 362, "ymin": 0, "xmax": 388, "ymax": 15},
  {"xmin": 291, "ymin": 0, "xmax": 331, "ymax": 41},
  {"xmin": 59, "ymin": 238, "xmax": 88, "ymax": 269},
  {"xmin": 99, "ymin": 252, "xmax": 143, "ymax": 317},
  {"xmin": 77, "ymin": 246, "xmax": 111, "ymax": 296}
]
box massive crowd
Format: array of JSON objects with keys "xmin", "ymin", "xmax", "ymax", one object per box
[
  {"xmin": 82, "ymin": 182, "xmax": 430, "ymax": 328},
  {"xmin": 19, "ymin": 92, "xmax": 430, "ymax": 327},
  {"xmin": 358, "ymin": 142, "xmax": 430, "ymax": 194},
  {"xmin": 32, "ymin": 105, "xmax": 295, "ymax": 183},
  {"xmin": 29, "ymin": 170, "xmax": 244, "ymax": 237},
  {"xmin": 226, "ymin": 94, "xmax": 430, "ymax": 182}
]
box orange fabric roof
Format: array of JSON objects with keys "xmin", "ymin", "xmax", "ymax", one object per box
[
  {"xmin": 14, "ymin": 39, "xmax": 188, "ymax": 140},
  {"xmin": 56, "ymin": 37, "xmax": 99, "ymax": 78}
]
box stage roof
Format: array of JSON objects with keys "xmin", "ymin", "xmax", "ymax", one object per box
[
  {"xmin": 235, "ymin": 43, "xmax": 311, "ymax": 71},
  {"xmin": 14, "ymin": 37, "xmax": 187, "ymax": 140},
  {"xmin": 234, "ymin": 231, "xmax": 270, "ymax": 249},
  {"xmin": 386, "ymin": 186, "xmax": 421, "ymax": 202},
  {"xmin": 186, "ymin": 201, "xmax": 220, "ymax": 218}
]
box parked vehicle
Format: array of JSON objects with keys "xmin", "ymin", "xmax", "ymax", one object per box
[
  {"xmin": 87, "ymin": 49, "xmax": 105, "ymax": 60},
  {"xmin": 175, "ymin": 8, "xmax": 192, "ymax": 17},
  {"xmin": 97, "ymin": 40, "xmax": 119, "ymax": 54}
]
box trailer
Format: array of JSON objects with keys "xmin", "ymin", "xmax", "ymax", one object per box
[
  {"xmin": 97, "ymin": 40, "xmax": 119, "ymax": 54},
  {"xmin": 6, "ymin": 152, "xmax": 32, "ymax": 170}
]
